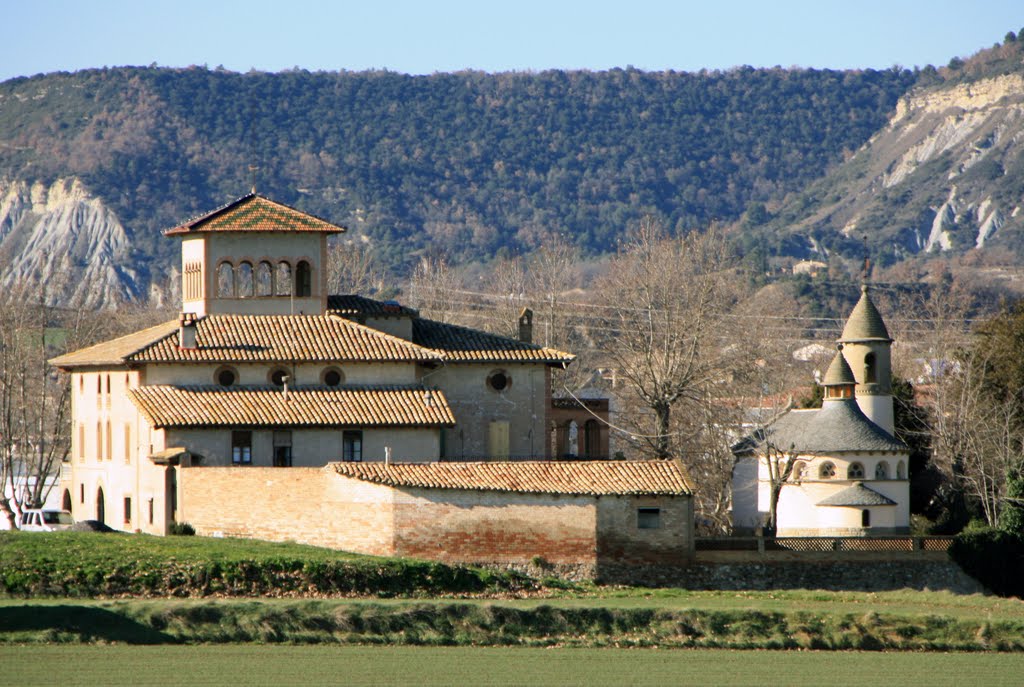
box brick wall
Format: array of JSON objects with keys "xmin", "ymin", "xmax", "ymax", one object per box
[
  {"xmin": 178, "ymin": 466, "xmax": 396, "ymax": 554},
  {"xmin": 178, "ymin": 465, "xmax": 695, "ymax": 576},
  {"xmin": 392, "ymin": 488, "xmax": 599, "ymax": 566}
]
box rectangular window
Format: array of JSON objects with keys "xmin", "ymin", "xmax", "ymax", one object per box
[
  {"xmin": 637, "ymin": 508, "xmax": 661, "ymax": 530},
  {"xmin": 148, "ymin": 498, "xmax": 154, "ymax": 525},
  {"xmin": 78, "ymin": 424, "xmax": 85, "ymax": 461},
  {"xmin": 232, "ymin": 431, "xmax": 252, "ymax": 464},
  {"xmin": 343, "ymin": 431, "xmax": 363, "ymax": 462},
  {"xmin": 124, "ymin": 424, "xmax": 132, "ymax": 464},
  {"xmin": 124, "ymin": 496, "xmax": 132, "ymax": 524},
  {"xmin": 273, "ymin": 430, "xmax": 292, "ymax": 467},
  {"xmin": 80, "ymin": 483, "xmax": 84, "ymax": 504}
]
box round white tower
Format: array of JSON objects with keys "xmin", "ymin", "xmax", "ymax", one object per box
[{"xmin": 838, "ymin": 285, "xmax": 894, "ymax": 435}]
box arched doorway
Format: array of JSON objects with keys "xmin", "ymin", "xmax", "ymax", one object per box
[
  {"xmin": 61, "ymin": 489, "xmax": 72, "ymax": 512},
  {"xmin": 96, "ymin": 487, "xmax": 105, "ymax": 524}
]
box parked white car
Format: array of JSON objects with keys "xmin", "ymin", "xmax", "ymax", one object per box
[{"xmin": 18, "ymin": 509, "xmax": 73, "ymax": 532}]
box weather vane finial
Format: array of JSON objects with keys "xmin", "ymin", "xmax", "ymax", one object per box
[
  {"xmin": 860, "ymin": 235, "xmax": 871, "ymax": 285},
  {"xmin": 248, "ymin": 164, "xmax": 259, "ymax": 194}
]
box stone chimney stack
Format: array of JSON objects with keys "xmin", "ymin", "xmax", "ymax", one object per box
[
  {"xmin": 518, "ymin": 307, "xmax": 533, "ymax": 344},
  {"xmin": 178, "ymin": 312, "xmax": 198, "ymax": 349}
]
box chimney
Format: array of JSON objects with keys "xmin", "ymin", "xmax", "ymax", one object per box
[
  {"xmin": 518, "ymin": 307, "xmax": 533, "ymax": 344},
  {"xmin": 178, "ymin": 312, "xmax": 198, "ymax": 349}
]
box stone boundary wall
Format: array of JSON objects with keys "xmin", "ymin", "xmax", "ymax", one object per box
[{"xmin": 595, "ymin": 559, "xmax": 984, "ymax": 593}]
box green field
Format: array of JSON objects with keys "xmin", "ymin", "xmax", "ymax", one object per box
[{"xmin": 3, "ymin": 645, "xmax": 1024, "ymax": 686}]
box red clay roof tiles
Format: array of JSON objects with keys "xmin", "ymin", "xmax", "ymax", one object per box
[
  {"xmin": 129, "ymin": 385, "xmax": 455, "ymax": 428},
  {"xmin": 332, "ymin": 459, "xmax": 692, "ymax": 496},
  {"xmin": 165, "ymin": 194, "xmax": 344, "ymax": 235}
]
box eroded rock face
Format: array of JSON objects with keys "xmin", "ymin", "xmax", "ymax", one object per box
[
  {"xmin": 783, "ymin": 73, "xmax": 1024, "ymax": 262},
  {"xmin": 0, "ymin": 177, "xmax": 144, "ymax": 309}
]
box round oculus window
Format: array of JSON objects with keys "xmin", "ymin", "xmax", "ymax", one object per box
[
  {"xmin": 270, "ymin": 368, "xmax": 290, "ymax": 387},
  {"xmin": 216, "ymin": 368, "xmax": 237, "ymax": 387},
  {"xmin": 487, "ymin": 371, "xmax": 510, "ymax": 392},
  {"xmin": 323, "ymin": 368, "xmax": 344, "ymax": 387}
]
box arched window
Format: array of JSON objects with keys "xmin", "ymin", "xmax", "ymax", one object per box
[
  {"xmin": 295, "ymin": 260, "xmax": 312, "ymax": 297},
  {"xmin": 237, "ymin": 262, "xmax": 254, "ymax": 298},
  {"xmin": 864, "ymin": 352, "xmax": 877, "ymax": 384},
  {"xmin": 847, "ymin": 462, "xmax": 865, "ymax": 479},
  {"xmin": 792, "ymin": 461, "xmax": 807, "ymax": 480},
  {"xmin": 96, "ymin": 421, "xmax": 103, "ymax": 460},
  {"xmin": 217, "ymin": 262, "xmax": 235, "ymax": 297},
  {"xmin": 106, "ymin": 421, "xmax": 112, "ymax": 462},
  {"xmin": 875, "ymin": 461, "xmax": 889, "ymax": 480},
  {"xmin": 896, "ymin": 460, "xmax": 906, "ymax": 479},
  {"xmin": 275, "ymin": 261, "xmax": 292, "ymax": 296},
  {"xmin": 62, "ymin": 489, "xmax": 72, "ymax": 512},
  {"xmin": 819, "ymin": 462, "xmax": 836, "ymax": 479},
  {"xmin": 567, "ymin": 420, "xmax": 579, "ymax": 457},
  {"xmin": 96, "ymin": 487, "xmax": 106, "ymax": 524},
  {"xmin": 256, "ymin": 261, "xmax": 273, "ymax": 297}
]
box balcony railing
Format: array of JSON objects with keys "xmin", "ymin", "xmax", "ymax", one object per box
[{"xmin": 696, "ymin": 536, "xmax": 955, "ymax": 554}]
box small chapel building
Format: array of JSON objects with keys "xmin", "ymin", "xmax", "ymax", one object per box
[
  {"xmin": 731, "ymin": 285, "xmax": 911, "ymax": 536},
  {"xmin": 50, "ymin": 193, "xmax": 694, "ymax": 574}
]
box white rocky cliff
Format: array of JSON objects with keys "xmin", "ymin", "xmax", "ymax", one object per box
[{"xmin": 0, "ymin": 178, "xmax": 143, "ymax": 309}]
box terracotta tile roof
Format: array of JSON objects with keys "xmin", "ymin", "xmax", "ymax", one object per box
[
  {"xmin": 333, "ymin": 459, "xmax": 692, "ymax": 496},
  {"xmin": 412, "ymin": 317, "xmax": 575, "ymax": 364},
  {"xmin": 128, "ymin": 385, "xmax": 455, "ymax": 428},
  {"xmin": 121, "ymin": 315, "xmax": 441, "ymax": 364},
  {"xmin": 50, "ymin": 320, "xmax": 182, "ymax": 369},
  {"xmin": 164, "ymin": 194, "xmax": 345, "ymax": 235},
  {"xmin": 328, "ymin": 294, "xmax": 418, "ymax": 318}
]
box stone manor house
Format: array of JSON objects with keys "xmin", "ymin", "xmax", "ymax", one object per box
[{"xmin": 51, "ymin": 194, "xmax": 694, "ymax": 576}]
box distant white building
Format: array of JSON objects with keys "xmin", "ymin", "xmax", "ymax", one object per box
[{"xmin": 732, "ymin": 285, "xmax": 910, "ymax": 536}]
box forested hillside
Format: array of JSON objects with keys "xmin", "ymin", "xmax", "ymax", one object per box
[{"xmin": 0, "ymin": 65, "xmax": 917, "ymax": 302}]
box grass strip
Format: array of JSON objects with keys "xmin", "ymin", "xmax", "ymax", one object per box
[
  {"xmin": 2, "ymin": 599, "xmax": 1024, "ymax": 651},
  {"xmin": 0, "ymin": 531, "xmax": 533, "ymax": 597}
]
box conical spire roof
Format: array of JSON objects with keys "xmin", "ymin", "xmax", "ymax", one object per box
[
  {"xmin": 822, "ymin": 347, "xmax": 856, "ymax": 387},
  {"xmin": 840, "ymin": 285, "xmax": 891, "ymax": 342}
]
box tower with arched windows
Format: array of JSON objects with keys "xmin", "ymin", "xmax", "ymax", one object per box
[
  {"xmin": 166, "ymin": 193, "xmax": 342, "ymax": 316},
  {"xmin": 838, "ymin": 284, "xmax": 894, "ymax": 435},
  {"xmin": 731, "ymin": 288, "xmax": 910, "ymax": 537}
]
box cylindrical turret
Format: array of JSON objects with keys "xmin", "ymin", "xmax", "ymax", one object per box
[{"xmin": 838, "ymin": 285, "xmax": 894, "ymax": 435}]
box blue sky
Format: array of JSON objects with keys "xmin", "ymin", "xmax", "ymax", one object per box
[{"xmin": 2, "ymin": 1, "xmax": 1022, "ymax": 81}]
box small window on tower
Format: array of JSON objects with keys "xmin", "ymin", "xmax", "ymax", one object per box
[{"xmin": 864, "ymin": 352, "xmax": 877, "ymax": 384}]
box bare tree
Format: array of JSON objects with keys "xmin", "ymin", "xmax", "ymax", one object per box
[
  {"xmin": 407, "ymin": 254, "xmax": 461, "ymax": 323},
  {"xmin": 594, "ymin": 218, "xmax": 739, "ymax": 460},
  {"xmin": 0, "ymin": 284, "xmax": 105, "ymax": 527},
  {"xmin": 327, "ymin": 237, "xmax": 383, "ymax": 296},
  {"xmin": 521, "ymin": 234, "xmax": 579, "ymax": 351}
]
